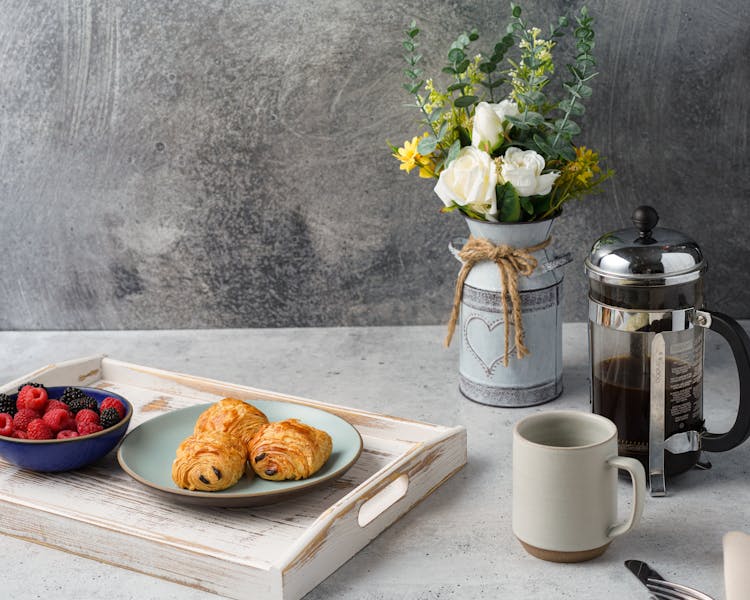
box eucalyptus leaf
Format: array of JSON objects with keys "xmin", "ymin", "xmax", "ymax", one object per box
[
  {"xmin": 417, "ymin": 135, "xmax": 438, "ymax": 155},
  {"xmin": 456, "ymin": 59, "xmax": 471, "ymax": 73},
  {"xmin": 448, "ymin": 48, "xmax": 465, "ymax": 63},
  {"xmin": 446, "ymin": 139, "xmax": 461, "ymax": 167},
  {"xmin": 457, "ymin": 126, "xmax": 472, "ymax": 147},
  {"xmin": 578, "ymin": 84, "xmax": 593, "ymax": 98},
  {"xmin": 506, "ymin": 115, "xmax": 530, "ymax": 130},
  {"xmin": 454, "ymin": 95, "xmax": 478, "ymax": 108},
  {"xmin": 554, "ymin": 119, "xmax": 581, "ymax": 135}
]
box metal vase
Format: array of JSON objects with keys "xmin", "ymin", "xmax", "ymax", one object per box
[{"xmin": 451, "ymin": 216, "xmax": 570, "ymax": 407}]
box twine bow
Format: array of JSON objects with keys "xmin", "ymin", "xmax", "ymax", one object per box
[{"xmin": 445, "ymin": 235, "xmax": 552, "ymax": 366}]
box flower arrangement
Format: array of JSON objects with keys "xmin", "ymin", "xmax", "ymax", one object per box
[{"xmin": 392, "ymin": 4, "xmax": 613, "ymax": 223}]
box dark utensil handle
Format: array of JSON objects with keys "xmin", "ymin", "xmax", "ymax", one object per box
[{"xmin": 702, "ymin": 311, "xmax": 750, "ymax": 453}]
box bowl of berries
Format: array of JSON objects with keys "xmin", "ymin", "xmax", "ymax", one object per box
[{"xmin": 0, "ymin": 383, "xmax": 133, "ymax": 472}]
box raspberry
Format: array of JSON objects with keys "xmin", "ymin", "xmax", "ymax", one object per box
[
  {"xmin": 0, "ymin": 413, "xmax": 13, "ymax": 437},
  {"xmin": 43, "ymin": 408, "xmax": 74, "ymax": 433},
  {"xmin": 12, "ymin": 430, "xmax": 27, "ymax": 439},
  {"xmin": 100, "ymin": 407, "xmax": 121, "ymax": 429},
  {"xmin": 26, "ymin": 419, "xmax": 54, "ymax": 440},
  {"xmin": 75, "ymin": 409, "xmax": 100, "ymax": 425},
  {"xmin": 100, "ymin": 397, "xmax": 126, "ymax": 419},
  {"xmin": 17, "ymin": 385, "xmax": 48, "ymax": 413},
  {"xmin": 67, "ymin": 396, "xmax": 99, "ymax": 415},
  {"xmin": 77, "ymin": 421, "xmax": 103, "ymax": 436},
  {"xmin": 56, "ymin": 430, "xmax": 79, "ymax": 439},
  {"xmin": 13, "ymin": 409, "xmax": 40, "ymax": 432},
  {"xmin": 44, "ymin": 400, "xmax": 69, "ymax": 414},
  {"xmin": 17, "ymin": 382, "xmax": 46, "ymax": 392},
  {"xmin": 0, "ymin": 393, "xmax": 16, "ymax": 416}
]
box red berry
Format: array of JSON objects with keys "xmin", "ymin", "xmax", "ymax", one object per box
[
  {"xmin": 100, "ymin": 397, "xmax": 126, "ymax": 419},
  {"xmin": 56, "ymin": 430, "xmax": 79, "ymax": 439},
  {"xmin": 26, "ymin": 419, "xmax": 54, "ymax": 440},
  {"xmin": 44, "ymin": 400, "xmax": 69, "ymax": 414},
  {"xmin": 13, "ymin": 430, "xmax": 27, "ymax": 439},
  {"xmin": 75, "ymin": 409, "xmax": 100, "ymax": 425},
  {"xmin": 77, "ymin": 421, "xmax": 103, "ymax": 436},
  {"xmin": 13, "ymin": 409, "xmax": 40, "ymax": 432},
  {"xmin": 43, "ymin": 408, "xmax": 73, "ymax": 434},
  {"xmin": 17, "ymin": 385, "xmax": 48, "ymax": 413},
  {"xmin": 0, "ymin": 413, "xmax": 13, "ymax": 437}
]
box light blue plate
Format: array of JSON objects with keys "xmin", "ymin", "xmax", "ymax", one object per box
[{"xmin": 117, "ymin": 400, "xmax": 363, "ymax": 507}]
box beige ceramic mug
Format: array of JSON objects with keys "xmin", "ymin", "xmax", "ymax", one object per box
[{"xmin": 512, "ymin": 410, "xmax": 646, "ymax": 562}]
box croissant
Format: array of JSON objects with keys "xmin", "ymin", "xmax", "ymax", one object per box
[
  {"xmin": 172, "ymin": 431, "xmax": 247, "ymax": 492},
  {"xmin": 194, "ymin": 397, "xmax": 268, "ymax": 447},
  {"xmin": 248, "ymin": 419, "xmax": 332, "ymax": 481}
]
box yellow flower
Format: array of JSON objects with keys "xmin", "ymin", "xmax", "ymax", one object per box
[
  {"xmin": 394, "ymin": 133, "xmax": 430, "ymax": 174},
  {"xmin": 570, "ymin": 146, "xmax": 601, "ymax": 185}
]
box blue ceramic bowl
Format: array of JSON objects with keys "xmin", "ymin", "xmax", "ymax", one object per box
[{"xmin": 0, "ymin": 386, "xmax": 133, "ymax": 472}]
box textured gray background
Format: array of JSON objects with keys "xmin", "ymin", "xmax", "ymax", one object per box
[{"xmin": 0, "ymin": 0, "xmax": 748, "ymax": 330}]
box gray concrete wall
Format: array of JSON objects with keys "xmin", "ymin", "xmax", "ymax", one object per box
[{"xmin": 0, "ymin": 0, "xmax": 747, "ymax": 330}]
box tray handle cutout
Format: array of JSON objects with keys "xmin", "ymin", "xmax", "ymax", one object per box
[{"xmin": 357, "ymin": 474, "xmax": 409, "ymax": 527}]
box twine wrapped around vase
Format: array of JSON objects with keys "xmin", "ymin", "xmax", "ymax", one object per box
[{"xmin": 445, "ymin": 235, "xmax": 552, "ymax": 366}]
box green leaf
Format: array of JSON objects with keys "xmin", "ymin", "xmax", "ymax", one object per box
[
  {"xmin": 519, "ymin": 195, "xmax": 534, "ymax": 215},
  {"xmin": 533, "ymin": 134, "xmax": 555, "ymax": 156},
  {"xmin": 518, "ymin": 91, "xmax": 546, "ymax": 107},
  {"xmin": 442, "ymin": 66, "xmax": 457, "ymax": 75},
  {"xmin": 554, "ymin": 119, "xmax": 581, "ymax": 136},
  {"xmin": 497, "ymin": 183, "xmax": 521, "ymax": 222},
  {"xmin": 456, "ymin": 59, "xmax": 471, "ymax": 73},
  {"xmin": 447, "ymin": 81, "xmax": 469, "ymax": 92},
  {"xmin": 469, "ymin": 28, "xmax": 479, "ymax": 41},
  {"xmin": 512, "ymin": 4, "xmax": 522, "ymax": 18},
  {"xmin": 454, "ymin": 95, "xmax": 478, "ymax": 108},
  {"xmin": 402, "ymin": 41, "xmax": 415, "ymax": 52},
  {"xmin": 457, "ymin": 33, "xmax": 470, "ymax": 46},
  {"xmin": 448, "ymin": 47, "xmax": 465, "ymax": 63},
  {"xmin": 558, "ymin": 98, "xmax": 585, "ymax": 116},
  {"xmin": 457, "ymin": 125, "xmax": 472, "ymax": 147},
  {"xmin": 437, "ymin": 120, "xmax": 450, "ymax": 141},
  {"xmin": 558, "ymin": 145, "xmax": 576, "ymax": 161},
  {"xmin": 478, "ymin": 61, "xmax": 496, "ymax": 74},
  {"xmin": 417, "ymin": 135, "xmax": 438, "ymax": 155},
  {"xmin": 445, "ymin": 139, "xmax": 461, "ymax": 167},
  {"xmin": 578, "ymin": 84, "xmax": 593, "ymax": 98},
  {"xmin": 523, "ymin": 111, "xmax": 546, "ymax": 126},
  {"xmin": 408, "ymin": 27, "xmax": 420, "ymax": 38},
  {"xmin": 505, "ymin": 115, "xmax": 530, "ymax": 130}
]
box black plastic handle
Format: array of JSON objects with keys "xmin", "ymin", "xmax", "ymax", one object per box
[{"xmin": 702, "ymin": 311, "xmax": 750, "ymax": 453}]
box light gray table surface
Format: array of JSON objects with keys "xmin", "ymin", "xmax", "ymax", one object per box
[{"xmin": 0, "ymin": 323, "xmax": 746, "ymax": 600}]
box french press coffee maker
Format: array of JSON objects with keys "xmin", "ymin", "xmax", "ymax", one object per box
[{"xmin": 585, "ymin": 206, "xmax": 750, "ymax": 496}]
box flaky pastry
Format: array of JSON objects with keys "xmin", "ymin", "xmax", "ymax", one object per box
[
  {"xmin": 171, "ymin": 431, "xmax": 247, "ymax": 492},
  {"xmin": 248, "ymin": 419, "xmax": 332, "ymax": 481},
  {"xmin": 194, "ymin": 397, "xmax": 268, "ymax": 447}
]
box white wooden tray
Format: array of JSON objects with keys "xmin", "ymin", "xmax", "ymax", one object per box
[{"xmin": 0, "ymin": 356, "xmax": 467, "ymax": 600}]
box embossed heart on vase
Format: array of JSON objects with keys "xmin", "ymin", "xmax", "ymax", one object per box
[{"xmin": 464, "ymin": 315, "xmax": 516, "ymax": 376}]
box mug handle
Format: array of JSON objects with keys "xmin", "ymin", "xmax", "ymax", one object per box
[
  {"xmin": 606, "ymin": 456, "xmax": 646, "ymax": 539},
  {"xmin": 702, "ymin": 311, "xmax": 750, "ymax": 453}
]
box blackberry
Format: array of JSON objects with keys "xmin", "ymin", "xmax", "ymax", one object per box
[
  {"xmin": 60, "ymin": 387, "xmax": 89, "ymax": 406},
  {"xmin": 67, "ymin": 395, "xmax": 99, "ymax": 415},
  {"xmin": 0, "ymin": 393, "xmax": 16, "ymax": 416},
  {"xmin": 18, "ymin": 381, "xmax": 46, "ymax": 392},
  {"xmin": 100, "ymin": 407, "xmax": 121, "ymax": 429}
]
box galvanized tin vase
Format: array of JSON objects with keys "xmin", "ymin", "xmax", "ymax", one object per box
[{"xmin": 451, "ymin": 217, "xmax": 570, "ymax": 407}]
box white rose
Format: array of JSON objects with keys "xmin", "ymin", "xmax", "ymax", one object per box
[
  {"xmin": 434, "ymin": 146, "xmax": 498, "ymax": 219},
  {"xmin": 499, "ymin": 147, "xmax": 559, "ymax": 197},
  {"xmin": 471, "ymin": 100, "xmax": 520, "ymax": 151}
]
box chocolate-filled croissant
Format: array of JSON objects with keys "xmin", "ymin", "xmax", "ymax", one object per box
[
  {"xmin": 172, "ymin": 431, "xmax": 247, "ymax": 492},
  {"xmin": 194, "ymin": 397, "xmax": 268, "ymax": 447},
  {"xmin": 248, "ymin": 419, "xmax": 332, "ymax": 481}
]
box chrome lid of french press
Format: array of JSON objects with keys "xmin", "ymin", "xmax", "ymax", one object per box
[{"xmin": 584, "ymin": 206, "xmax": 706, "ymax": 286}]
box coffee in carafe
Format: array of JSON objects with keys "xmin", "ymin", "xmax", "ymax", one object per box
[{"xmin": 585, "ymin": 206, "xmax": 750, "ymax": 496}]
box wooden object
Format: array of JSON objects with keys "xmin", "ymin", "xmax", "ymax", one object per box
[{"xmin": 0, "ymin": 356, "xmax": 467, "ymax": 600}]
